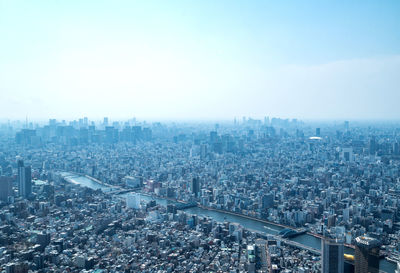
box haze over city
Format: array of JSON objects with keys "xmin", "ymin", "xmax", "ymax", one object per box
[
  {"xmin": 1, "ymin": 0, "xmax": 399, "ymax": 121},
  {"xmin": 1, "ymin": 2, "xmax": 400, "ymax": 273}
]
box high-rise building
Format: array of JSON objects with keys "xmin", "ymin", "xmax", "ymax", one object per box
[
  {"xmin": 105, "ymin": 126, "xmax": 117, "ymax": 144},
  {"xmin": 355, "ymin": 236, "xmax": 381, "ymax": 273},
  {"xmin": 200, "ymin": 144, "xmax": 208, "ymax": 159},
  {"xmin": 191, "ymin": 177, "xmax": 200, "ymax": 197},
  {"xmin": 343, "ymin": 207, "xmax": 350, "ymax": 222},
  {"xmin": 341, "ymin": 147, "xmax": 354, "ymax": 162},
  {"xmin": 369, "ymin": 137, "xmax": 376, "ymax": 155},
  {"xmin": 209, "ymin": 131, "xmax": 218, "ymax": 144},
  {"xmin": 0, "ymin": 176, "xmax": 13, "ymax": 202},
  {"xmin": 322, "ymin": 238, "xmax": 344, "ymax": 273},
  {"xmin": 316, "ymin": 128, "xmax": 321, "ymax": 137},
  {"xmin": 393, "ymin": 142, "xmax": 400, "ymax": 156},
  {"xmin": 17, "ymin": 159, "xmax": 32, "ymax": 198}
]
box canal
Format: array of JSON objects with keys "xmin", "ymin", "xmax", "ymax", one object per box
[{"xmin": 61, "ymin": 172, "xmax": 396, "ymax": 272}]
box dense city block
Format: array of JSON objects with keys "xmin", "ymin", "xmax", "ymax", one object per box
[{"xmin": 0, "ymin": 117, "xmax": 400, "ymax": 272}]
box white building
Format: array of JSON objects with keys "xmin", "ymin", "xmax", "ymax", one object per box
[
  {"xmin": 124, "ymin": 176, "xmax": 142, "ymax": 188},
  {"xmin": 126, "ymin": 193, "xmax": 141, "ymax": 209},
  {"xmin": 341, "ymin": 147, "xmax": 354, "ymax": 162}
]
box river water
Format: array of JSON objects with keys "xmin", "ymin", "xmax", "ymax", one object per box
[{"xmin": 62, "ymin": 173, "xmax": 395, "ymax": 272}]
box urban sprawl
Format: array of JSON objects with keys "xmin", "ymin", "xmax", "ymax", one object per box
[{"xmin": 0, "ymin": 117, "xmax": 399, "ymax": 273}]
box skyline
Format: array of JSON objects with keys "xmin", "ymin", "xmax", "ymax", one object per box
[
  {"xmin": 1, "ymin": 0, "xmax": 399, "ymax": 120},
  {"xmin": 3, "ymin": 110, "xmax": 400, "ymax": 272}
]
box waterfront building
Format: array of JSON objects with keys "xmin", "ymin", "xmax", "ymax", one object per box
[
  {"xmin": 126, "ymin": 193, "xmax": 141, "ymax": 209},
  {"xmin": 124, "ymin": 176, "xmax": 142, "ymax": 188},
  {"xmin": 322, "ymin": 237, "xmax": 344, "ymax": 273},
  {"xmin": 355, "ymin": 236, "xmax": 381, "ymax": 273}
]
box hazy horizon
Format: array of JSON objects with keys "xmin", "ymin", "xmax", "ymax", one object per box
[
  {"xmin": 3, "ymin": 116, "xmax": 400, "ymax": 127},
  {"xmin": 1, "ymin": 0, "xmax": 399, "ymax": 121}
]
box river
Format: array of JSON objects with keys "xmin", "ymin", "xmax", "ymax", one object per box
[{"xmin": 61, "ymin": 172, "xmax": 396, "ymax": 272}]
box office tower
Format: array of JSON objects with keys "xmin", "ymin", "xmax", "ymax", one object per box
[
  {"xmin": 355, "ymin": 236, "xmax": 381, "ymax": 273},
  {"xmin": 191, "ymin": 177, "xmax": 200, "ymax": 197},
  {"xmin": 103, "ymin": 117, "xmax": 109, "ymax": 126},
  {"xmin": 343, "ymin": 207, "xmax": 350, "ymax": 222},
  {"xmin": 0, "ymin": 176, "xmax": 13, "ymax": 202},
  {"xmin": 17, "ymin": 159, "xmax": 32, "ymax": 198},
  {"xmin": 200, "ymin": 144, "xmax": 208, "ymax": 159},
  {"xmin": 369, "ymin": 137, "xmax": 376, "ymax": 155},
  {"xmin": 209, "ymin": 131, "xmax": 218, "ymax": 144},
  {"xmin": 327, "ymin": 214, "xmax": 336, "ymax": 228},
  {"xmin": 341, "ymin": 147, "xmax": 354, "ymax": 162},
  {"xmin": 213, "ymin": 141, "xmax": 223, "ymax": 154},
  {"xmin": 316, "ymin": 128, "xmax": 321, "ymax": 137},
  {"xmin": 393, "ymin": 142, "xmax": 400, "ymax": 156},
  {"xmin": 322, "ymin": 238, "xmax": 344, "ymax": 273},
  {"xmin": 105, "ymin": 126, "xmax": 117, "ymax": 144}
]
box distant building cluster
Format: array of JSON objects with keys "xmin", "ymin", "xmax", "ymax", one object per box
[{"xmin": 15, "ymin": 118, "xmax": 152, "ymax": 146}]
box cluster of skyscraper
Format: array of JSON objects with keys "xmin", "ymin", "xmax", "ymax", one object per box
[
  {"xmin": 322, "ymin": 235, "xmax": 381, "ymax": 273},
  {"xmin": 0, "ymin": 158, "xmax": 32, "ymax": 204}
]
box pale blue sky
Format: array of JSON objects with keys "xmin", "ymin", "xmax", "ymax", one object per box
[{"xmin": 0, "ymin": 0, "xmax": 399, "ymax": 121}]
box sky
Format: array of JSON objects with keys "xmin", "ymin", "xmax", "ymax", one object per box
[{"xmin": 0, "ymin": 0, "xmax": 399, "ymax": 121}]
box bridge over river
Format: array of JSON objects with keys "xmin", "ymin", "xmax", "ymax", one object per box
[{"xmin": 60, "ymin": 172, "xmax": 396, "ymax": 273}]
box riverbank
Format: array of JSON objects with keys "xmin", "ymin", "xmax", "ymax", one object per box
[
  {"xmin": 197, "ymin": 204, "xmax": 358, "ymax": 250},
  {"xmin": 197, "ymin": 204, "xmax": 289, "ymax": 230},
  {"xmin": 62, "ymin": 172, "xmax": 395, "ymax": 272},
  {"xmin": 83, "ymin": 174, "xmax": 118, "ymax": 189},
  {"xmin": 65, "ymin": 172, "xmax": 358, "ymax": 249},
  {"xmin": 137, "ymin": 192, "xmax": 356, "ymax": 250}
]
